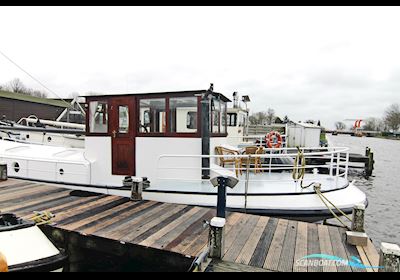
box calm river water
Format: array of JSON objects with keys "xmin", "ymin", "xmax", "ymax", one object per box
[{"xmin": 327, "ymin": 134, "xmax": 400, "ymax": 246}]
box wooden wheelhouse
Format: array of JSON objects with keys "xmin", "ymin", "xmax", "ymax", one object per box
[{"xmin": 85, "ymin": 89, "xmax": 231, "ymax": 181}]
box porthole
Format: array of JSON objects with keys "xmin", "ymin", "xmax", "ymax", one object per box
[
  {"xmin": 26, "ymin": 134, "xmax": 30, "ymax": 139},
  {"xmin": 47, "ymin": 137, "xmax": 52, "ymax": 142},
  {"xmin": 13, "ymin": 162, "xmax": 20, "ymax": 173},
  {"xmin": 59, "ymin": 169, "xmax": 64, "ymax": 175}
]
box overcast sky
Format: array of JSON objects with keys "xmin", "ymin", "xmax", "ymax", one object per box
[{"xmin": 1, "ymin": 6, "xmax": 400, "ymax": 129}]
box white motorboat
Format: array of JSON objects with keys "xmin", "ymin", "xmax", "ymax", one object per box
[
  {"xmin": 0, "ymin": 88, "xmax": 368, "ymax": 222},
  {"xmin": 0, "ymin": 116, "xmax": 85, "ymax": 149},
  {"xmin": 0, "ymin": 213, "xmax": 67, "ymax": 272}
]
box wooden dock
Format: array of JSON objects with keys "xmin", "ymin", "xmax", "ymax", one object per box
[{"xmin": 0, "ymin": 179, "xmax": 380, "ymax": 272}]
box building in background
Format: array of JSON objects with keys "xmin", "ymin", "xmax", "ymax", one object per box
[{"xmin": 0, "ymin": 90, "xmax": 77, "ymax": 123}]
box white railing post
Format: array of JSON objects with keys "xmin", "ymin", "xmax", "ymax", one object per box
[
  {"xmin": 335, "ymin": 150, "xmax": 340, "ymax": 187},
  {"xmin": 345, "ymin": 151, "xmax": 349, "ymax": 180},
  {"xmin": 329, "ymin": 151, "xmax": 334, "ymax": 177}
]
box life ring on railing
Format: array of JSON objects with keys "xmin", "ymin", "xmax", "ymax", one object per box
[{"xmin": 265, "ymin": 131, "xmax": 283, "ymax": 148}]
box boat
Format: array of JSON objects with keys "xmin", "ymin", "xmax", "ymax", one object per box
[
  {"xmin": 0, "ymin": 87, "xmax": 368, "ymax": 222},
  {"xmin": 0, "ymin": 96, "xmax": 86, "ymax": 149},
  {"xmin": 0, "ymin": 213, "xmax": 67, "ymax": 272}
]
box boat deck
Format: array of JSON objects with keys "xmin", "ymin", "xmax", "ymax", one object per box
[{"xmin": 0, "ymin": 179, "xmax": 380, "ymax": 272}]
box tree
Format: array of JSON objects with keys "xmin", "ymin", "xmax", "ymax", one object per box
[
  {"xmin": 7, "ymin": 78, "xmax": 27, "ymax": 94},
  {"xmin": 362, "ymin": 117, "xmax": 381, "ymax": 131},
  {"xmin": 266, "ymin": 108, "xmax": 275, "ymax": 125},
  {"xmin": 249, "ymin": 111, "xmax": 267, "ymax": 125},
  {"xmin": 335, "ymin": 121, "xmax": 346, "ymax": 131},
  {"xmin": 384, "ymin": 103, "xmax": 400, "ymax": 132}
]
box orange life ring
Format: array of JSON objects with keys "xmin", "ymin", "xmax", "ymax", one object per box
[{"xmin": 265, "ymin": 131, "xmax": 283, "ymax": 148}]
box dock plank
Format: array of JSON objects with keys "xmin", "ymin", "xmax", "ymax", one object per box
[
  {"xmin": 164, "ymin": 209, "xmax": 215, "ymax": 253},
  {"xmin": 293, "ymin": 221, "xmax": 308, "ymax": 272},
  {"xmin": 140, "ymin": 207, "xmax": 202, "ymax": 247},
  {"xmin": 223, "ymin": 215, "xmax": 260, "ymax": 262},
  {"xmin": 277, "ymin": 220, "xmax": 298, "ymax": 272},
  {"xmin": 82, "ymin": 201, "xmax": 159, "ymax": 235},
  {"xmin": 235, "ymin": 216, "xmax": 269, "ymax": 265},
  {"xmin": 95, "ymin": 202, "xmax": 167, "ymax": 238},
  {"xmin": 318, "ymin": 225, "xmax": 337, "ymax": 272},
  {"xmin": 263, "ymin": 219, "xmax": 289, "ymax": 271},
  {"xmin": 327, "ymin": 226, "xmax": 352, "ymax": 272},
  {"xmin": 248, "ymin": 217, "xmax": 279, "ymax": 268},
  {"xmin": 363, "ymin": 239, "xmax": 380, "ymax": 272},
  {"xmin": 151, "ymin": 207, "xmax": 210, "ymax": 250},
  {"xmin": 307, "ymin": 223, "xmax": 323, "ymax": 272}
]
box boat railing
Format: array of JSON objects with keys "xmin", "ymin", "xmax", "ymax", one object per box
[
  {"xmin": 225, "ymin": 135, "xmax": 288, "ymax": 148},
  {"xmin": 155, "ymin": 146, "xmax": 350, "ymax": 189}
]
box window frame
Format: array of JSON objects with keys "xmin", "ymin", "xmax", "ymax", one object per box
[
  {"xmin": 86, "ymin": 97, "xmax": 110, "ymax": 137},
  {"xmin": 137, "ymin": 93, "xmax": 202, "ymax": 138}
]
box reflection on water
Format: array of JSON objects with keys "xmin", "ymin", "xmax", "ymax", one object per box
[{"xmin": 327, "ymin": 134, "xmax": 400, "ymax": 245}]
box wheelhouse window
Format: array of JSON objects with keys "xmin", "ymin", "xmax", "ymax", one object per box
[
  {"xmin": 169, "ymin": 97, "xmax": 198, "ymax": 133},
  {"xmin": 139, "ymin": 98, "xmax": 166, "ymax": 133},
  {"xmin": 119, "ymin": 105, "xmax": 129, "ymax": 133},
  {"xmin": 221, "ymin": 103, "xmax": 227, "ymax": 134},
  {"xmin": 89, "ymin": 101, "xmax": 108, "ymax": 133},
  {"xmin": 210, "ymin": 97, "xmax": 227, "ymax": 135},
  {"xmin": 211, "ymin": 99, "xmax": 220, "ymax": 134},
  {"xmin": 228, "ymin": 113, "xmax": 237, "ymax": 127}
]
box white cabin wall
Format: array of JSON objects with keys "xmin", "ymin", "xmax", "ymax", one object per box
[
  {"xmin": 304, "ymin": 128, "xmax": 321, "ymax": 147},
  {"xmin": 136, "ymin": 137, "xmax": 202, "ymax": 185},
  {"xmin": 84, "ymin": 136, "xmax": 126, "ymax": 186}
]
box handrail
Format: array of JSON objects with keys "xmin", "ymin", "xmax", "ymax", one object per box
[{"xmin": 155, "ymin": 147, "xmax": 350, "ymax": 192}]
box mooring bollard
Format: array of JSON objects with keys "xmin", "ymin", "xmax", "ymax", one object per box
[
  {"xmin": 346, "ymin": 204, "xmax": 368, "ymax": 246},
  {"xmin": 209, "ymin": 217, "xmax": 226, "ymax": 259},
  {"xmin": 0, "ymin": 163, "xmax": 7, "ymax": 181},
  {"xmin": 379, "ymin": 243, "xmax": 400, "ymax": 272},
  {"xmin": 351, "ymin": 204, "xmax": 365, "ymax": 232},
  {"xmin": 208, "ymin": 176, "xmax": 239, "ymax": 259},
  {"xmin": 123, "ymin": 176, "xmax": 143, "ymax": 201}
]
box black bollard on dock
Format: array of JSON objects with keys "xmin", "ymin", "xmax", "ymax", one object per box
[{"xmin": 209, "ymin": 176, "xmax": 239, "ymax": 259}]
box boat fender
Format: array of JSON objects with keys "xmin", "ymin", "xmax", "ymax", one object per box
[
  {"xmin": 0, "ymin": 251, "xmax": 8, "ymax": 272},
  {"xmin": 265, "ymin": 131, "xmax": 283, "ymax": 148}
]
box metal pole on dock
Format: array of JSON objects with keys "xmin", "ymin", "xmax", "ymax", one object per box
[{"xmin": 209, "ymin": 176, "xmax": 238, "ymax": 259}]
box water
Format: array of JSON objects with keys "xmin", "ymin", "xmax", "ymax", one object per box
[{"xmin": 327, "ymin": 134, "xmax": 400, "ymax": 246}]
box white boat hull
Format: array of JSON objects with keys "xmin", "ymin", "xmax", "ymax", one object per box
[{"xmin": 0, "ymin": 216, "xmax": 66, "ymax": 272}]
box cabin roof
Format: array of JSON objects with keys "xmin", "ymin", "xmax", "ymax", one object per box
[
  {"xmin": 0, "ymin": 90, "xmax": 70, "ymax": 108},
  {"xmin": 84, "ymin": 89, "xmax": 232, "ymax": 102}
]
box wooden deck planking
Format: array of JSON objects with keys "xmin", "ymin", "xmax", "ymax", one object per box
[
  {"xmin": 235, "ymin": 216, "xmax": 269, "ymax": 265},
  {"xmin": 0, "ymin": 179, "xmax": 380, "ymax": 272},
  {"xmin": 327, "ymin": 226, "xmax": 353, "ymax": 272},
  {"xmin": 263, "ymin": 219, "xmax": 289, "ymax": 271},
  {"xmin": 277, "ymin": 220, "xmax": 298, "ymax": 272},
  {"xmin": 318, "ymin": 224, "xmax": 337, "ymax": 272},
  {"xmin": 293, "ymin": 221, "xmax": 308, "ymax": 272}
]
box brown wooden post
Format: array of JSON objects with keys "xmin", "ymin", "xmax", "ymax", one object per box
[
  {"xmin": 379, "ymin": 243, "xmax": 400, "ymax": 272},
  {"xmin": 351, "ymin": 204, "xmax": 365, "ymax": 232}
]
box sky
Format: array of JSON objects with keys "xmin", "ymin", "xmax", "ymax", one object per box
[{"xmin": 1, "ymin": 6, "xmax": 400, "ymax": 129}]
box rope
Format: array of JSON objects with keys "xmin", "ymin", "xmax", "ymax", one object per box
[
  {"xmin": 313, "ymin": 184, "xmax": 353, "ymax": 229},
  {"xmin": 292, "ymin": 146, "xmax": 316, "ymax": 189},
  {"xmin": 291, "ymin": 147, "xmax": 353, "ymax": 229},
  {"xmin": 29, "ymin": 211, "xmax": 55, "ymax": 226}
]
